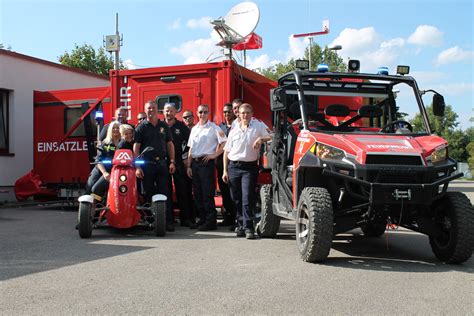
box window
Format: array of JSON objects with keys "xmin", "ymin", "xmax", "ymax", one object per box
[
  {"xmin": 0, "ymin": 89, "xmax": 9, "ymax": 154},
  {"xmin": 64, "ymin": 106, "xmax": 98, "ymax": 137},
  {"xmin": 156, "ymin": 94, "xmax": 182, "ymax": 112}
]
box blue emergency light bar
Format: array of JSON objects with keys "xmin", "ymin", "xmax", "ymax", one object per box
[
  {"xmin": 102, "ymin": 160, "xmax": 112, "ymax": 164},
  {"xmin": 317, "ymin": 64, "xmax": 329, "ymax": 73},
  {"xmin": 135, "ymin": 160, "xmax": 145, "ymax": 165},
  {"xmin": 95, "ymin": 111, "xmax": 104, "ymax": 119},
  {"xmin": 377, "ymin": 67, "xmax": 389, "ymax": 75}
]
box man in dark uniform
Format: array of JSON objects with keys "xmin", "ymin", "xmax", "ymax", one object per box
[
  {"xmin": 216, "ymin": 103, "xmax": 236, "ymax": 229},
  {"xmin": 99, "ymin": 106, "xmax": 133, "ymax": 142},
  {"xmin": 134, "ymin": 100, "xmax": 176, "ymax": 232},
  {"xmin": 163, "ymin": 102, "xmax": 194, "ymax": 227}
]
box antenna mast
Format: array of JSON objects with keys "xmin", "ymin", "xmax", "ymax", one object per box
[
  {"xmin": 293, "ymin": 20, "xmax": 330, "ymax": 71},
  {"xmin": 104, "ymin": 13, "xmax": 123, "ymax": 71}
]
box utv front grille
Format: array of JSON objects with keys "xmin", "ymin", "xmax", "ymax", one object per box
[
  {"xmin": 367, "ymin": 169, "xmax": 425, "ymax": 184},
  {"xmin": 365, "ymin": 155, "xmax": 423, "ymax": 166}
]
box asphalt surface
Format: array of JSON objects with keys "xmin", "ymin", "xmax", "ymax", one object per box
[{"xmin": 0, "ymin": 181, "xmax": 473, "ymax": 314}]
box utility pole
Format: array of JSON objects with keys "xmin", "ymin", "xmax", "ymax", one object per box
[
  {"xmin": 114, "ymin": 13, "xmax": 120, "ymax": 71},
  {"xmin": 293, "ymin": 20, "xmax": 330, "ymax": 71}
]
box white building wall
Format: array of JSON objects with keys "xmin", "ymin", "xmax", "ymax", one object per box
[{"xmin": 0, "ymin": 53, "xmax": 109, "ymax": 190}]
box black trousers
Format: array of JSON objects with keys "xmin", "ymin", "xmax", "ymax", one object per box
[
  {"xmin": 91, "ymin": 175, "xmax": 109, "ymax": 201},
  {"xmin": 85, "ymin": 166, "xmax": 101, "ymax": 194},
  {"xmin": 143, "ymin": 161, "xmax": 173, "ymax": 225},
  {"xmin": 228, "ymin": 161, "xmax": 259, "ymax": 231},
  {"xmin": 192, "ymin": 159, "xmax": 217, "ymax": 225},
  {"xmin": 168, "ymin": 161, "xmax": 193, "ymax": 223},
  {"xmin": 216, "ymin": 155, "xmax": 235, "ymax": 223}
]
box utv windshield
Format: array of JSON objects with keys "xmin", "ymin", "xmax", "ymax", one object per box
[{"xmin": 280, "ymin": 73, "xmax": 430, "ymax": 134}]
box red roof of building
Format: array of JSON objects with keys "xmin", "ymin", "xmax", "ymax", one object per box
[{"xmin": 0, "ymin": 49, "xmax": 109, "ymax": 80}]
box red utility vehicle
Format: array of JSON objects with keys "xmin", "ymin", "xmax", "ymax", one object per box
[
  {"xmin": 16, "ymin": 60, "xmax": 276, "ymax": 200},
  {"xmin": 77, "ymin": 148, "xmax": 166, "ymax": 238},
  {"xmin": 258, "ymin": 63, "xmax": 474, "ymax": 264}
]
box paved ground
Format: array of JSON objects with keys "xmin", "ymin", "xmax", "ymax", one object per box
[{"xmin": 0, "ymin": 181, "xmax": 473, "ymax": 314}]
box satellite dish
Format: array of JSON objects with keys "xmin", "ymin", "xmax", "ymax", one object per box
[
  {"xmin": 211, "ymin": 1, "xmax": 260, "ymax": 61},
  {"xmin": 225, "ymin": 2, "xmax": 260, "ymax": 38}
]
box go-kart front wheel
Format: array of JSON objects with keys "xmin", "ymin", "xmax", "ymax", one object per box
[
  {"xmin": 78, "ymin": 202, "xmax": 93, "ymax": 238},
  {"xmin": 152, "ymin": 201, "xmax": 166, "ymax": 237}
]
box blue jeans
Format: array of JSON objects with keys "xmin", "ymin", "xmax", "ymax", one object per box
[{"xmin": 228, "ymin": 161, "xmax": 258, "ymax": 231}]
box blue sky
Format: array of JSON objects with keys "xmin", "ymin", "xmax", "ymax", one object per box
[{"xmin": 1, "ymin": 0, "xmax": 473, "ymax": 129}]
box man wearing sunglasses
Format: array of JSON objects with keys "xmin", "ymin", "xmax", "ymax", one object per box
[
  {"xmin": 186, "ymin": 104, "xmax": 227, "ymax": 231},
  {"xmin": 136, "ymin": 112, "xmax": 146, "ymax": 125},
  {"xmin": 216, "ymin": 103, "xmax": 237, "ymax": 229},
  {"xmin": 182, "ymin": 110, "xmax": 195, "ymax": 129}
]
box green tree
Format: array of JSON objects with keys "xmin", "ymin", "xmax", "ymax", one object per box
[
  {"xmin": 0, "ymin": 43, "xmax": 12, "ymax": 50},
  {"xmin": 467, "ymin": 142, "xmax": 474, "ymax": 175},
  {"xmin": 58, "ymin": 43, "xmax": 126, "ymax": 77},
  {"xmin": 410, "ymin": 104, "xmax": 469, "ymax": 161},
  {"xmin": 256, "ymin": 44, "xmax": 346, "ymax": 81}
]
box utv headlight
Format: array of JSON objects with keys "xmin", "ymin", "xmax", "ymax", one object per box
[
  {"xmin": 311, "ymin": 143, "xmax": 346, "ymax": 160},
  {"xmin": 429, "ymin": 147, "xmax": 448, "ymax": 164}
]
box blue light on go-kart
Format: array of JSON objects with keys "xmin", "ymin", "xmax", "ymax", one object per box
[
  {"xmin": 317, "ymin": 63, "xmax": 329, "ymax": 73},
  {"xmin": 135, "ymin": 160, "xmax": 145, "ymax": 165},
  {"xmin": 95, "ymin": 111, "xmax": 104, "ymax": 119},
  {"xmin": 102, "ymin": 160, "xmax": 112, "ymax": 164},
  {"xmin": 377, "ymin": 67, "xmax": 389, "ymax": 75}
]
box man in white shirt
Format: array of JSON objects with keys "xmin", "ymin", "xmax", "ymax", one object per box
[
  {"xmin": 222, "ymin": 103, "xmax": 271, "ymax": 239},
  {"xmin": 187, "ymin": 104, "xmax": 227, "ymax": 231}
]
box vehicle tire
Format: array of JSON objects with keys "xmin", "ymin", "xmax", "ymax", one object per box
[
  {"xmin": 257, "ymin": 184, "xmax": 280, "ymax": 238},
  {"xmin": 152, "ymin": 201, "xmax": 166, "ymax": 237},
  {"xmin": 361, "ymin": 217, "xmax": 386, "ymax": 237},
  {"xmin": 78, "ymin": 202, "xmax": 93, "ymax": 238},
  {"xmin": 429, "ymin": 192, "xmax": 474, "ymax": 264},
  {"xmin": 296, "ymin": 187, "xmax": 333, "ymax": 262}
]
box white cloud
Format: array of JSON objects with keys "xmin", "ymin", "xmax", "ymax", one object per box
[
  {"xmin": 331, "ymin": 27, "xmax": 381, "ymax": 56},
  {"xmin": 435, "ymin": 46, "xmax": 474, "ymax": 65},
  {"xmin": 170, "ymin": 30, "xmax": 223, "ymax": 64},
  {"xmin": 410, "ymin": 71, "xmax": 445, "ymax": 84},
  {"xmin": 170, "ymin": 18, "xmax": 181, "ymax": 30},
  {"xmin": 186, "ymin": 16, "xmax": 212, "ymax": 29},
  {"xmin": 246, "ymin": 54, "xmax": 280, "ymax": 70},
  {"xmin": 287, "ymin": 35, "xmax": 309, "ymax": 60},
  {"xmin": 123, "ymin": 59, "xmax": 137, "ymax": 70},
  {"xmin": 408, "ymin": 25, "xmax": 443, "ymax": 46},
  {"xmin": 430, "ymin": 83, "xmax": 474, "ymax": 96},
  {"xmin": 330, "ymin": 27, "xmax": 404, "ymax": 72}
]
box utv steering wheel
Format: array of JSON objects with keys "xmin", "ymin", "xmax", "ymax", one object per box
[{"xmin": 381, "ymin": 120, "xmax": 413, "ymax": 133}]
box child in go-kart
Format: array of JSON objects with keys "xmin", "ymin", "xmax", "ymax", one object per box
[{"xmin": 117, "ymin": 124, "xmax": 134, "ymax": 150}]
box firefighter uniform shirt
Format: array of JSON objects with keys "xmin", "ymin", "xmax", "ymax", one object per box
[
  {"xmin": 168, "ymin": 120, "xmax": 190, "ymax": 162},
  {"xmin": 134, "ymin": 120, "xmax": 172, "ymax": 160},
  {"xmin": 187, "ymin": 120, "xmax": 227, "ymax": 157},
  {"xmin": 225, "ymin": 119, "xmax": 270, "ymax": 162}
]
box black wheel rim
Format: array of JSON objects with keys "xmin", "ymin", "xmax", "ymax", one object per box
[{"xmin": 433, "ymin": 209, "xmax": 452, "ymax": 249}]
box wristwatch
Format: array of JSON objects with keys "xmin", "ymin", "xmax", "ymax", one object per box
[{"xmin": 170, "ymin": 159, "xmax": 176, "ymax": 164}]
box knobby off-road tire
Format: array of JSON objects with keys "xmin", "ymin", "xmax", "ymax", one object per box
[
  {"xmin": 361, "ymin": 217, "xmax": 386, "ymax": 237},
  {"xmin": 78, "ymin": 202, "xmax": 93, "ymax": 238},
  {"xmin": 429, "ymin": 192, "xmax": 474, "ymax": 264},
  {"xmin": 152, "ymin": 201, "xmax": 166, "ymax": 237},
  {"xmin": 257, "ymin": 184, "xmax": 280, "ymax": 238},
  {"xmin": 296, "ymin": 187, "xmax": 334, "ymax": 262}
]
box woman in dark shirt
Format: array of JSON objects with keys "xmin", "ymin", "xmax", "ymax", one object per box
[{"xmin": 90, "ymin": 122, "xmax": 121, "ymax": 202}]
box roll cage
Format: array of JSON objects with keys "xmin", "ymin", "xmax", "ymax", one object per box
[{"xmin": 272, "ymin": 70, "xmax": 432, "ymax": 134}]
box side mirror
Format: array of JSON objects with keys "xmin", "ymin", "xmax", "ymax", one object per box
[
  {"xmin": 270, "ymin": 88, "xmax": 287, "ymax": 111},
  {"xmin": 432, "ymin": 93, "xmax": 445, "ymax": 116}
]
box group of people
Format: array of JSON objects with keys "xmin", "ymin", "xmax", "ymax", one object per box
[{"xmin": 85, "ymin": 98, "xmax": 271, "ymax": 239}]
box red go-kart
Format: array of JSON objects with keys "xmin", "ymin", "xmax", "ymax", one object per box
[{"xmin": 77, "ymin": 147, "xmax": 167, "ymax": 238}]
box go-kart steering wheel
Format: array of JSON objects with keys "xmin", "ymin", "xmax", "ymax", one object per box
[{"xmin": 381, "ymin": 120, "xmax": 413, "ymax": 133}]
